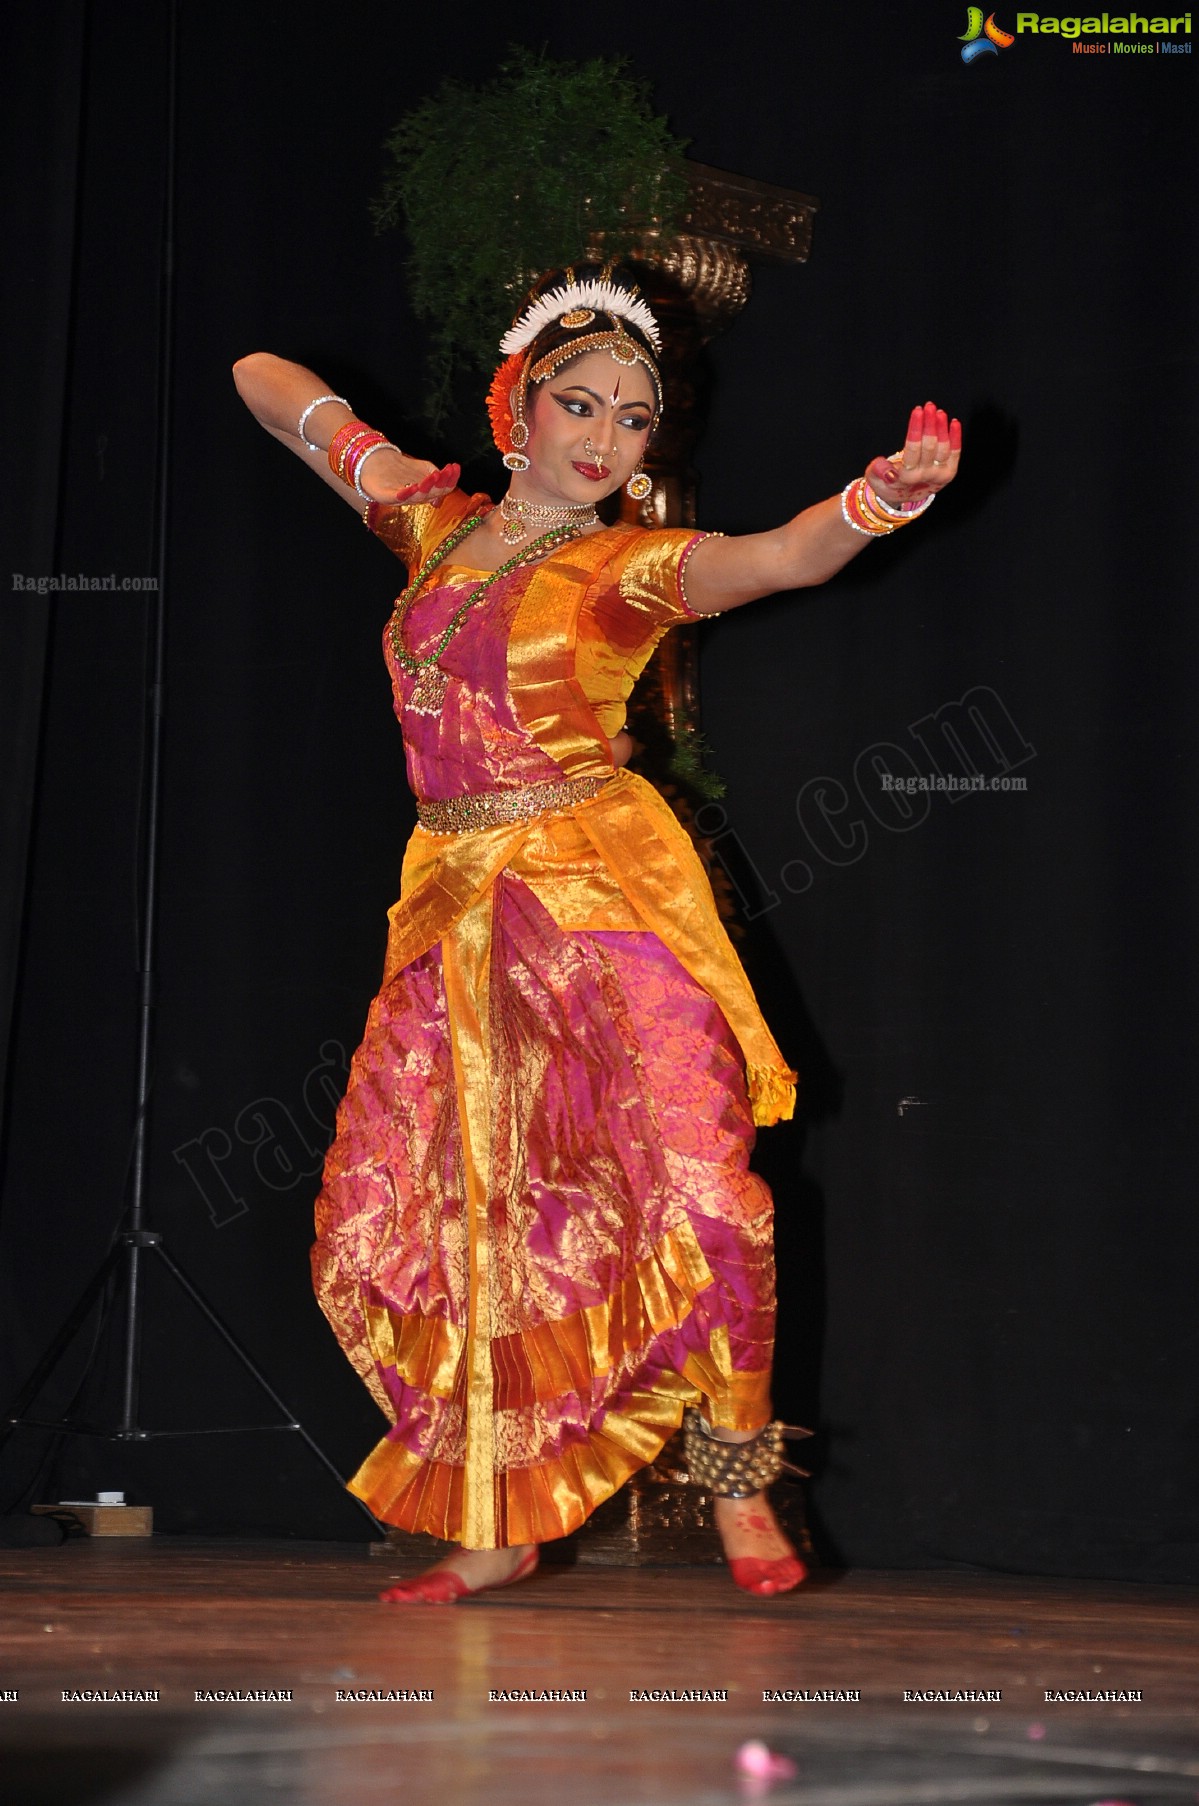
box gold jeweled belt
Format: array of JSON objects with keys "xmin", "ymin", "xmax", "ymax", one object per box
[{"xmin": 416, "ymin": 773, "xmax": 610, "ymax": 835}]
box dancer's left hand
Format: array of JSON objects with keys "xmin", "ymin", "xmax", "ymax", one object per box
[{"xmin": 865, "ymin": 402, "xmax": 962, "ymax": 507}]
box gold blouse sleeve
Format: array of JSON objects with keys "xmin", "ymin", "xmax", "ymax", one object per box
[
  {"xmin": 364, "ymin": 490, "xmax": 490, "ymax": 572},
  {"xmin": 615, "ymin": 528, "xmax": 714, "ymax": 626},
  {"xmin": 576, "ymin": 528, "xmax": 714, "ymax": 738}
]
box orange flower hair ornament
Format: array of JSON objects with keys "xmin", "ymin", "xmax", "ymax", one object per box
[{"xmin": 486, "ymin": 353, "xmax": 530, "ymax": 470}]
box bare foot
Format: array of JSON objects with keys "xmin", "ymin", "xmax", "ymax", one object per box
[
  {"xmin": 427, "ymin": 1546, "xmax": 535, "ymax": 1589},
  {"xmin": 713, "ymin": 1493, "xmax": 805, "ymax": 1596},
  {"xmin": 712, "ymin": 1492, "xmax": 795, "ymax": 1565},
  {"xmin": 379, "ymin": 1543, "xmax": 537, "ymax": 1605}
]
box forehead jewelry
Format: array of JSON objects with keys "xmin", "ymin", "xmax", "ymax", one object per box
[{"xmin": 527, "ymin": 327, "xmax": 662, "ymax": 417}]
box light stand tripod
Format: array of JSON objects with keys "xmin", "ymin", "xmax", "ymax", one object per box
[{"xmin": 1, "ymin": 1, "xmax": 378, "ymax": 1535}]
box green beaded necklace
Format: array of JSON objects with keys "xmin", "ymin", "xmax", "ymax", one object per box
[{"xmin": 388, "ymin": 512, "xmax": 586, "ymax": 714}]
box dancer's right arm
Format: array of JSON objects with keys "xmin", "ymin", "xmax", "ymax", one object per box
[{"xmin": 232, "ymin": 353, "xmax": 459, "ymax": 508}]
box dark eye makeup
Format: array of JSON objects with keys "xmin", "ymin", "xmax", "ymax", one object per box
[{"xmin": 551, "ymin": 388, "xmax": 652, "ymax": 430}]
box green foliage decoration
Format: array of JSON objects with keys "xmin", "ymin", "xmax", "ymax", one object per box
[
  {"xmin": 666, "ymin": 726, "xmax": 727, "ymax": 802},
  {"xmin": 372, "ymin": 48, "xmax": 689, "ymax": 426}
]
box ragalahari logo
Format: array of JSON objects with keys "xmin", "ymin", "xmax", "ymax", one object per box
[{"xmin": 960, "ymin": 8, "xmax": 1016, "ymax": 58}]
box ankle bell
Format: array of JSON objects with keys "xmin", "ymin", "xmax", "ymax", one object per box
[{"xmin": 683, "ymin": 1411, "xmax": 788, "ymax": 1498}]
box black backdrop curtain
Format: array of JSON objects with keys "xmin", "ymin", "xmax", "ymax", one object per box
[{"xmin": 2, "ymin": 1, "xmax": 1195, "ymax": 1579}]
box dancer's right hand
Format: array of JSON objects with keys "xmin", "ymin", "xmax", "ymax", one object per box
[{"xmin": 358, "ymin": 449, "xmax": 460, "ymax": 505}]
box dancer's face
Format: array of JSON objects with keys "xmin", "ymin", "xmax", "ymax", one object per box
[{"xmin": 523, "ymin": 350, "xmax": 655, "ymax": 503}]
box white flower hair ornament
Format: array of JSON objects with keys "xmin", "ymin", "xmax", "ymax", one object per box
[{"xmin": 499, "ymin": 279, "xmax": 662, "ymax": 356}]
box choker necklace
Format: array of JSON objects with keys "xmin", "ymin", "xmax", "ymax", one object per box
[{"xmin": 499, "ymin": 494, "xmax": 599, "ymax": 547}]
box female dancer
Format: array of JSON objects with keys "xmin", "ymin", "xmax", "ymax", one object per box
[{"xmin": 234, "ymin": 264, "xmax": 961, "ymax": 1603}]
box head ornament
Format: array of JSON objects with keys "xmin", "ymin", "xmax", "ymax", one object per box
[{"xmin": 499, "ymin": 278, "xmax": 662, "ymax": 356}]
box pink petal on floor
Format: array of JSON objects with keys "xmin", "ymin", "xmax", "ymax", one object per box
[{"xmin": 735, "ymin": 1740, "xmax": 798, "ymax": 1779}]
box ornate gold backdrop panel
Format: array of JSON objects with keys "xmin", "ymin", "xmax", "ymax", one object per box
[{"xmin": 603, "ymin": 163, "xmax": 819, "ymax": 764}]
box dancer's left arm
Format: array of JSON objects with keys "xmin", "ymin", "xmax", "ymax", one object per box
[{"xmin": 683, "ymin": 402, "xmax": 962, "ymax": 616}]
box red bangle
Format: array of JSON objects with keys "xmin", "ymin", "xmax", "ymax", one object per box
[
  {"xmin": 328, "ymin": 421, "xmax": 373, "ymax": 483},
  {"xmin": 342, "ymin": 430, "xmax": 388, "ymax": 489},
  {"xmin": 335, "ymin": 432, "xmax": 376, "ymax": 483}
]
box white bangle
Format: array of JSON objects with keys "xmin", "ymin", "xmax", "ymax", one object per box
[
  {"xmin": 297, "ymin": 393, "xmax": 351, "ymax": 451},
  {"xmin": 868, "ymin": 484, "xmax": 936, "ymax": 521},
  {"xmin": 352, "ymin": 439, "xmax": 401, "ymax": 499}
]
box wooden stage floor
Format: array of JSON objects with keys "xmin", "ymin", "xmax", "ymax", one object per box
[{"xmin": 0, "ymin": 1539, "xmax": 1196, "ymax": 1805}]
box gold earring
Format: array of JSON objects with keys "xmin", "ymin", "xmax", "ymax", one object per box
[
  {"xmin": 504, "ymin": 396, "xmax": 531, "ymax": 471},
  {"xmin": 626, "ymin": 463, "xmax": 652, "ymax": 501}
]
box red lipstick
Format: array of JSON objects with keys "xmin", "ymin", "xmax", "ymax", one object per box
[{"xmin": 572, "ymin": 461, "xmax": 609, "ymax": 481}]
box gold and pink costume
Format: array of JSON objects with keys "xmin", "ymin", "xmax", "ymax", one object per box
[{"xmin": 312, "ymin": 491, "xmax": 795, "ymax": 1550}]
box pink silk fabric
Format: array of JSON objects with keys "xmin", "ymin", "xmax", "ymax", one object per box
[{"xmin": 394, "ymin": 565, "xmax": 568, "ymax": 799}]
